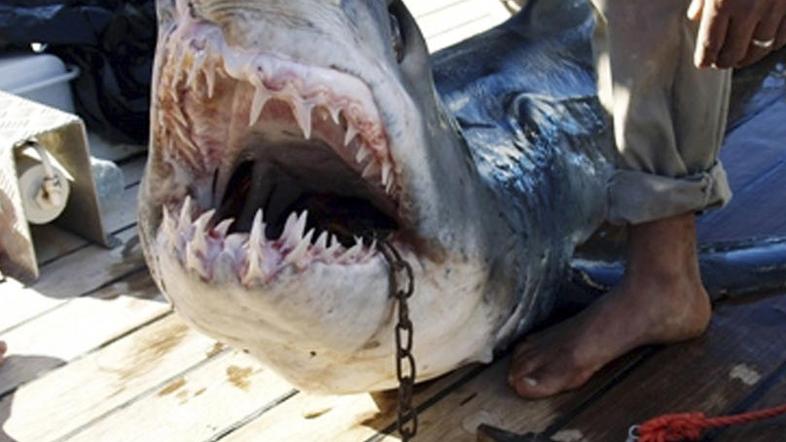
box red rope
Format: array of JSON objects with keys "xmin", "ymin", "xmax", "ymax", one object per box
[{"xmin": 634, "ymin": 404, "xmax": 786, "ymax": 441}]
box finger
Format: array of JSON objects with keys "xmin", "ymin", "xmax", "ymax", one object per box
[
  {"xmin": 716, "ymin": 16, "xmax": 759, "ymax": 69},
  {"xmin": 738, "ymin": 31, "xmax": 774, "ymax": 68},
  {"xmin": 736, "ymin": 40, "xmax": 768, "ymax": 68},
  {"xmin": 738, "ymin": 13, "xmax": 782, "ymax": 67},
  {"xmin": 688, "ymin": 0, "xmax": 704, "ymax": 21},
  {"xmin": 695, "ymin": 4, "xmax": 729, "ymax": 68},
  {"xmin": 778, "ymin": 17, "xmax": 786, "ymax": 49}
]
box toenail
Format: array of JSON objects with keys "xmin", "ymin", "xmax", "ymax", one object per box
[{"xmin": 524, "ymin": 377, "xmax": 539, "ymax": 387}]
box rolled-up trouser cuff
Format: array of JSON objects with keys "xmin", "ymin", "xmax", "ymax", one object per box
[{"xmin": 607, "ymin": 161, "xmax": 732, "ymax": 225}]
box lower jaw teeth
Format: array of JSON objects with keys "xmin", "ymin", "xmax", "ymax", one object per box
[{"xmin": 163, "ymin": 198, "xmax": 382, "ymax": 285}]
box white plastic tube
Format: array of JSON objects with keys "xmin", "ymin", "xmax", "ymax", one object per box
[{"xmin": 16, "ymin": 142, "xmax": 71, "ymax": 225}]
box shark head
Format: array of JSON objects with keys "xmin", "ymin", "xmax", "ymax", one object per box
[{"xmin": 139, "ymin": 0, "xmax": 516, "ymax": 392}]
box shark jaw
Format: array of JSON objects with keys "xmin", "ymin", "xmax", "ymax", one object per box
[{"xmin": 140, "ymin": 0, "xmax": 509, "ymax": 393}]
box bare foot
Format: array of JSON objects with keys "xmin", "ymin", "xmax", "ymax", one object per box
[
  {"xmin": 508, "ymin": 213, "xmax": 712, "ymax": 398},
  {"xmin": 0, "ymin": 340, "xmax": 6, "ymax": 366}
]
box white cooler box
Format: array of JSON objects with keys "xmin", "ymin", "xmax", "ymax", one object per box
[{"xmin": 0, "ymin": 53, "xmax": 80, "ymax": 112}]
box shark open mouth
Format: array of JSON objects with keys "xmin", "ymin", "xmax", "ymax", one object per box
[{"xmin": 154, "ymin": 22, "xmax": 404, "ymax": 286}]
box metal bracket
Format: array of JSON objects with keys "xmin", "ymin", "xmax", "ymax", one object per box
[{"xmin": 0, "ymin": 91, "xmax": 112, "ymax": 282}]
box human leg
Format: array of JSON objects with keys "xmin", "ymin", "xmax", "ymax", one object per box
[{"xmin": 509, "ymin": 0, "xmax": 731, "ymax": 398}]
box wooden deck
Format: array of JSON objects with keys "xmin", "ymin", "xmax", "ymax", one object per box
[{"xmin": 2, "ymin": 2, "xmax": 786, "ymax": 441}]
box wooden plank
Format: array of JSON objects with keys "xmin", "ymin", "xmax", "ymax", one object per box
[
  {"xmin": 223, "ymin": 347, "xmax": 644, "ymax": 442},
  {"xmin": 427, "ymin": 14, "xmax": 508, "ymax": 52},
  {"xmin": 0, "ymin": 271, "xmax": 167, "ymax": 396},
  {"xmin": 550, "ymin": 294, "xmax": 786, "ymax": 441},
  {"xmin": 380, "ymin": 354, "xmax": 644, "ymax": 441},
  {"xmin": 406, "ymin": 0, "xmax": 467, "ymax": 17},
  {"xmin": 416, "ymin": 0, "xmax": 510, "ymax": 51},
  {"xmin": 66, "ymin": 351, "xmax": 295, "ymax": 442},
  {"xmin": 715, "ymin": 362, "xmax": 786, "ymax": 441},
  {"xmin": 0, "ymin": 314, "xmax": 223, "ymax": 442},
  {"xmin": 221, "ymin": 366, "xmax": 479, "ymax": 442},
  {"xmin": 0, "ymin": 226, "xmax": 145, "ymax": 333}
]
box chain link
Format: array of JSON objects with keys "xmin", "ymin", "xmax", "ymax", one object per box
[{"xmin": 378, "ymin": 240, "xmax": 417, "ymax": 441}]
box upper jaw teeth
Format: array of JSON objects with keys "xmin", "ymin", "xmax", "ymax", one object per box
[
  {"xmin": 241, "ymin": 68, "xmax": 395, "ymax": 197},
  {"xmin": 161, "ymin": 198, "xmax": 381, "ymax": 287},
  {"xmin": 160, "ymin": 25, "xmax": 399, "ymax": 197}
]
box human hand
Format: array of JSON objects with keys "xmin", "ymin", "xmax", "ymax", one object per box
[{"xmin": 688, "ymin": 0, "xmax": 786, "ymax": 69}]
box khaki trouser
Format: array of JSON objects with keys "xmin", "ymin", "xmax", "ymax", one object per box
[{"xmin": 591, "ymin": 0, "xmax": 733, "ymax": 225}]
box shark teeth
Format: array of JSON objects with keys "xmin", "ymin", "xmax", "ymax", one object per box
[
  {"xmin": 187, "ymin": 51, "xmax": 207, "ymax": 89},
  {"xmin": 293, "ymin": 101, "xmax": 314, "ymax": 139},
  {"xmin": 179, "ymin": 196, "xmax": 194, "ymax": 226},
  {"xmin": 205, "ymin": 67, "xmax": 216, "ymax": 98},
  {"xmin": 355, "ymin": 146, "xmax": 371, "ymax": 164},
  {"xmin": 330, "ymin": 107, "xmax": 342, "ymax": 125},
  {"xmin": 326, "ymin": 234, "xmax": 342, "ymax": 256},
  {"xmin": 340, "ymin": 239, "xmax": 365, "ymax": 263},
  {"xmin": 381, "ymin": 161, "xmax": 392, "ymax": 187},
  {"xmin": 237, "ymin": 60, "xmax": 396, "ymax": 195},
  {"xmin": 193, "ymin": 209, "xmax": 215, "ymax": 232},
  {"xmin": 186, "ymin": 242, "xmax": 210, "ymax": 279},
  {"xmin": 161, "ymin": 199, "xmax": 386, "ymax": 286},
  {"xmin": 249, "ymin": 209, "xmax": 266, "ymax": 247},
  {"xmin": 249, "ymin": 85, "xmax": 271, "ymax": 126},
  {"xmin": 162, "ymin": 35, "xmax": 400, "ymax": 196},
  {"xmin": 213, "ymin": 218, "xmax": 234, "ymax": 237},
  {"xmin": 160, "ymin": 21, "xmax": 403, "ymax": 191},
  {"xmin": 362, "ymin": 160, "xmax": 381, "ymax": 180},
  {"xmin": 286, "ymin": 229, "xmax": 315, "ymax": 267},
  {"xmin": 344, "ymin": 124, "xmax": 359, "ymax": 146},
  {"xmin": 190, "ymin": 209, "xmax": 215, "ymax": 252},
  {"xmin": 283, "ymin": 211, "xmax": 309, "ymax": 248},
  {"xmin": 243, "ymin": 244, "xmax": 265, "ymax": 286},
  {"xmin": 314, "ymin": 231, "xmax": 329, "ymax": 251}
]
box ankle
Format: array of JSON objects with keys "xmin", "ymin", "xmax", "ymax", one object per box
[{"xmin": 626, "ymin": 213, "xmax": 702, "ymax": 284}]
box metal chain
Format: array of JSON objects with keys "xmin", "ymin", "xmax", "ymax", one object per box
[{"xmin": 378, "ymin": 240, "xmax": 417, "ymax": 441}]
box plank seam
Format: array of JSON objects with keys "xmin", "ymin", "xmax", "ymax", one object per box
[
  {"xmin": 541, "ymin": 348, "xmax": 658, "ymax": 438},
  {"xmin": 0, "ymin": 265, "xmax": 148, "ymax": 336},
  {"xmin": 52, "ymin": 347, "xmax": 234, "ymax": 442},
  {"xmin": 428, "ymin": 15, "xmax": 492, "ymax": 40},
  {"xmin": 0, "ymin": 297, "xmax": 169, "ymax": 402},
  {"xmin": 37, "ymin": 221, "xmax": 138, "ymax": 268},
  {"xmin": 417, "ymin": 0, "xmax": 471, "ymax": 19},
  {"xmin": 209, "ymin": 389, "xmax": 300, "ymax": 442},
  {"xmin": 705, "ymin": 357, "xmax": 786, "ymax": 440},
  {"xmin": 70, "ymin": 308, "xmax": 173, "ymax": 364},
  {"xmin": 364, "ymin": 364, "xmax": 489, "ymax": 442}
]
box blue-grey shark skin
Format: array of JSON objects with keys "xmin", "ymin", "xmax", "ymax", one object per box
[
  {"xmin": 430, "ymin": 0, "xmax": 613, "ymax": 344},
  {"xmin": 139, "ymin": 0, "xmax": 786, "ymax": 393}
]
